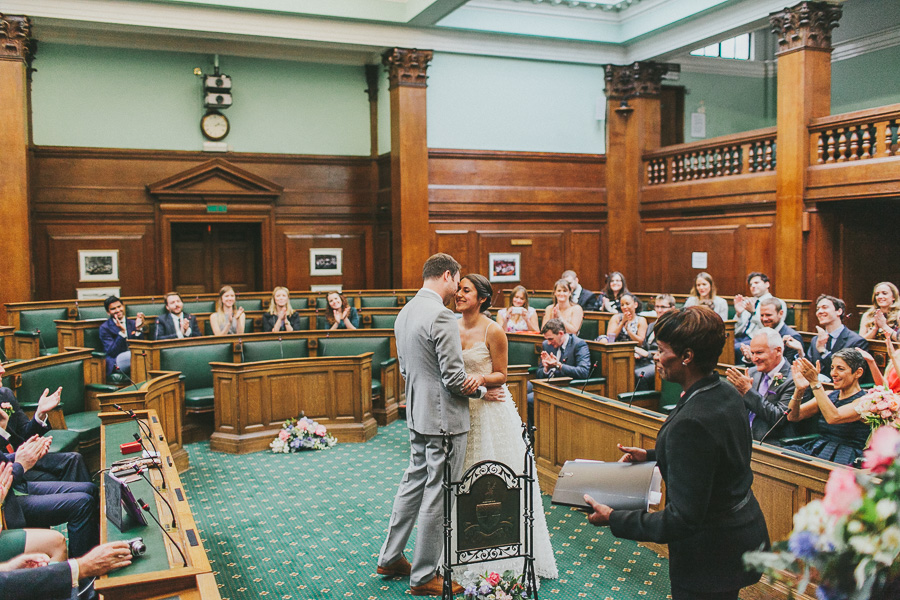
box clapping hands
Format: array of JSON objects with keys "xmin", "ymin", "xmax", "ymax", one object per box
[
  {"xmin": 36, "ymin": 386, "xmax": 62, "ymax": 421},
  {"xmin": 14, "ymin": 435, "xmax": 51, "ymax": 472}
]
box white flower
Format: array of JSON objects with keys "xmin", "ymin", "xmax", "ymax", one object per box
[
  {"xmin": 848, "ymin": 534, "xmax": 877, "ymax": 556},
  {"xmin": 875, "ymin": 498, "xmax": 898, "ymax": 521},
  {"xmin": 875, "ymin": 526, "xmax": 900, "ymax": 565},
  {"xmin": 847, "ymin": 520, "xmax": 864, "ymax": 534}
]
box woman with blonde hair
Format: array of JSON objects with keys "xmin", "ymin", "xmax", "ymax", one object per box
[
  {"xmin": 263, "ymin": 286, "xmax": 301, "ymax": 332},
  {"xmin": 683, "ymin": 272, "xmax": 728, "ymax": 321},
  {"xmin": 541, "ymin": 279, "xmax": 583, "ymax": 334},
  {"xmin": 496, "ymin": 285, "xmax": 539, "ymax": 332},
  {"xmin": 859, "ymin": 281, "xmax": 900, "ymax": 341},
  {"xmin": 210, "ymin": 285, "xmax": 246, "ymax": 336}
]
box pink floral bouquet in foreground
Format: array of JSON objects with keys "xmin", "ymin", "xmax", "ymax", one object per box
[
  {"xmin": 855, "ymin": 386, "xmax": 900, "ymax": 430},
  {"xmin": 744, "ymin": 426, "xmax": 900, "ymax": 599},
  {"xmin": 269, "ymin": 414, "xmax": 336, "ymax": 453},
  {"xmin": 462, "ymin": 570, "xmax": 530, "ymax": 600}
]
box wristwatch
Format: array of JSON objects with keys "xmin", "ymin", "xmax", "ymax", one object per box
[{"xmin": 810, "ymin": 382, "xmax": 823, "ymax": 391}]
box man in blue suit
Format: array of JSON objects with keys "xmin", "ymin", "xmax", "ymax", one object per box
[
  {"xmin": 154, "ymin": 292, "xmax": 201, "ymax": 340},
  {"xmin": 527, "ymin": 318, "xmax": 591, "ymax": 427},
  {"xmin": 784, "ymin": 295, "xmax": 868, "ymax": 382},
  {"xmin": 98, "ymin": 296, "xmax": 145, "ymax": 376}
]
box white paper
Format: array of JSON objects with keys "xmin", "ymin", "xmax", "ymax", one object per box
[
  {"xmin": 691, "ymin": 112, "xmax": 706, "ymax": 138},
  {"xmin": 692, "ymin": 252, "xmax": 708, "ymax": 269}
]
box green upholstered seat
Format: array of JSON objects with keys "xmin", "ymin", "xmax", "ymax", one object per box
[
  {"xmin": 785, "ymin": 306, "xmax": 795, "ymax": 326},
  {"xmin": 63, "ymin": 411, "xmax": 102, "ymax": 444},
  {"xmin": 370, "ymin": 314, "xmax": 397, "ymax": 329},
  {"xmin": 315, "ymin": 297, "xmax": 329, "ymax": 310},
  {"xmin": 183, "ymin": 301, "xmax": 216, "ymax": 314},
  {"xmin": 242, "ymin": 339, "xmax": 309, "ymax": 362},
  {"xmin": 160, "ymin": 343, "xmax": 233, "ymax": 413},
  {"xmin": 570, "ymin": 345, "xmax": 607, "ymax": 389},
  {"xmin": 578, "ymin": 319, "xmax": 600, "ymax": 341},
  {"xmin": 529, "ymin": 297, "xmax": 553, "ymax": 310},
  {"xmin": 83, "ymin": 326, "xmax": 105, "ymax": 352},
  {"xmin": 727, "ymin": 304, "xmax": 736, "ymax": 320},
  {"xmin": 360, "ymin": 296, "xmax": 398, "ymax": 308},
  {"xmin": 236, "ymin": 299, "xmax": 262, "ymax": 311},
  {"xmin": 292, "ymin": 298, "xmax": 309, "ymax": 309},
  {"xmin": 659, "ymin": 379, "xmax": 685, "ymax": 414},
  {"xmin": 508, "ymin": 339, "xmax": 540, "ymax": 369},
  {"xmin": 76, "ymin": 305, "xmax": 109, "ymax": 320},
  {"xmin": 203, "ymin": 318, "xmax": 255, "ymax": 336},
  {"xmin": 126, "ymin": 303, "xmax": 163, "ymax": 317},
  {"xmin": 48, "ymin": 429, "xmax": 80, "ymax": 453},
  {"xmin": 317, "ymin": 337, "xmax": 394, "ymax": 384},
  {"xmin": 18, "ymin": 308, "xmax": 68, "ymax": 353}
]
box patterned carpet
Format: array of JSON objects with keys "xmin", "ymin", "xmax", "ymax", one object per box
[{"xmin": 180, "ymin": 421, "xmax": 672, "ymax": 599}]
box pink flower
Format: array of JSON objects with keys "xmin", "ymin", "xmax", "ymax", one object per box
[
  {"xmin": 882, "ymin": 409, "xmax": 895, "ymax": 419},
  {"xmin": 315, "ymin": 425, "xmax": 327, "ymax": 436},
  {"xmin": 486, "ymin": 572, "xmax": 501, "ymax": 586},
  {"xmin": 822, "ymin": 469, "xmax": 862, "ymax": 517},
  {"xmin": 876, "ymin": 400, "xmax": 889, "ymax": 411},
  {"xmin": 863, "ymin": 426, "xmax": 900, "ymax": 473},
  {"xmin": 279, "ymin": 430, "xmax": 289, "ymax": 441},
  {"xmin": 296, "ymin": 420, "xmax": 308, "ymax": 432}
]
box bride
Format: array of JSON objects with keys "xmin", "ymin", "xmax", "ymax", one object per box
[{"xmin": 455, "ymin": 273, "xmax": 559, "ymax": 580}]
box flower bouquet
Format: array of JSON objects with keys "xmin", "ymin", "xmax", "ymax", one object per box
[
  {"xmin": 269, "ymin": 414, "xmax": 337, "ymax": 453},
  {"xmin": 744, "ymin": 426, "xmax": 900, "ymax": 599},
  {"xmin": 0, "ymin": 402, "xmax": 13, "ymax": 417},
  {"xmin": 461, "ymin": 570, "xmax": 530, "ymax": 600},
  {"xmin": 855, "ymin": 386, "xmax": 900, "ymax": 430}
]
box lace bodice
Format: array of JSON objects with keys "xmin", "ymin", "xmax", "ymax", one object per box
[{"xmin": 462, "ymin": 342, "xmax": 493, "ymax": 377}]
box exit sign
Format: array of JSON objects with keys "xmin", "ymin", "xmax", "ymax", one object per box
[{"xmin": 206, "ymin": 204, "xmax": 227, "ymax": 213}]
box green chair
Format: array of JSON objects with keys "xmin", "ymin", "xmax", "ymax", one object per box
[
  {"xmin": 183, "ymin": 301, "xmax": 215, "ymax": 314},
  {"xmin": 236, "ymin": 299, "xmax": 262, "ymax": 311},
  {"xmin": 241, "ymin": 338, "xmax": 310, "ymax": 362},
  {"xmin": 578, "ymin": 319, "xmax": 600, "ymax": 341},
  {"xmin": 316, "ymin": 337, "xmax": 399, "ymax": 424},
  {"xmin": 17, "ymin": 308, "xmax": 69, "ymax": 355},
  {"xmin": 370, "ymin": 314, "xmax": 397, "ymax": 329},
  {"xmin": 292, "ymin": 298, "xmax": 309, "ymax": 310},
  {"xmin": 75, "ymin": 305, "xmax": 109, "ymax": 320},
  {"xmin": 529, "ymin": 297, "xmax": 554, "ymax": 310},
  {"xmin": 360, "ymin": 296, "xmax": 399, "ymax": 308},
  {"xmin": 508, "ymin": 339, "xmax": 541, "ymax": 374},
  {"xmin": 160, "ymin": 343, "xmax": 233, "ymax": 414},
  {"xmin": 570, "ymin": 345, "xmax": 607, "ymax": 392},
  {"xmin": 126, "ymin": 303, "xmax": 163, "ymax": 317}
]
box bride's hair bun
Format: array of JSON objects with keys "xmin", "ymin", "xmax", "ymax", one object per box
[{"xmin": 463, "ymin": 273, "xmax": 493, "ymax": 314}]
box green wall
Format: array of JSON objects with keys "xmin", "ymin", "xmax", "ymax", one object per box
[
  {"xmin": 677, "ymin": 70, "xmax": 775, "ymax": 142},
  {"xmin": 31, "ymin": 43, "xmax": 371, "ymax": 155},
  {"xmin": 832, "ymin": 45, "xmax": 900, "ymax": 115},
  {"xmin": 426, "ymin": 53, "xmax": 607, "ymax": 154}
]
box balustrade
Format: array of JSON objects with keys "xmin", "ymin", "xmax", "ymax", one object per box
[
  {"xmin": 644, "ymin": 129, "xmax": 776, "ymax": 185},
  {"xmin": 810, "ymin": 104, "xmax": 900, "ymax": 163}
]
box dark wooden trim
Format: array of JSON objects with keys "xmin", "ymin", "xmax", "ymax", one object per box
[{"xmin": 30, "ymin": 145, "xmax": 374, "ymax": 166}]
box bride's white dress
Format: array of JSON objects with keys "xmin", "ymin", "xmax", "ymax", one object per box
[{"xmin": 455, "ymin": 339, "xmax": 558, "ymax": 580}]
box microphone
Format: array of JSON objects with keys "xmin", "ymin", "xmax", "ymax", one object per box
[
  {"xmin": 758, "ymin": 410, "xmax": 790, "ymax": 446},
  {"xmin": 134, "ymin": 464, "xmax": 176, "ymax": 528},
  {"xmin": 628, "ymin": 372, "xmax": 646, "ymax": 408},
  {"xmin": 112, "ymin": 404, "xmax": 168, "ymax": 491},
  {"xmin": 238, "ymin": 338, "xmax": 245, "ymax": 363},
  {"xmin": 112, "ymin": 403, "xmax": 151, "ymax": 438},
  {"xmin": 137, "ymin": 498, "xmax": 188, "ymax": 567},
  {"xmin": 113, "ymin": 366, "xmax": 138, "ymax": 389},
  {"xmin": 35, "ymin": 329, "xmax": 47, "ymax": 354},
  {"xmin": 74, "ymin": 301, "xmax": 80, "ymax": 320},
  {"xmin": 580, "ymin": 361, "xmax": 600, "ymax": 393}
]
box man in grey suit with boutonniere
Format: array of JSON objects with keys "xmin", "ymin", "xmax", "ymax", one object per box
[{"xmin": 377, "ymin": 253, "xmax": 503, "ymax": 597}]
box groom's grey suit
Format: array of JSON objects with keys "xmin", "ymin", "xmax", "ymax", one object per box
[{"xmin": 379, "ymin": 287, "xmax": 472, "ymax": 587}]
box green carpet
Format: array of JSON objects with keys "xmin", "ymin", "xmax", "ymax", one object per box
[{"xmin": 181, "ymin": 421, "xmax": 672, "ymax": 599}]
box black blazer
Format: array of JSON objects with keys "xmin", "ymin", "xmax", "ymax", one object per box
[
  {"xmin": 0, "ymin": 387, "xmax": 50, "ymax": 449},
  {"xmin": 0, "ymin": 561, "xmax": 74, "ymax": 599},
  {"xmin": 535, "ymin": 335, "xmax": 591, "ymax": 380},
  {"xmin": 154, "ymin": 312, "xmax": 201, "ymax": 340},
  {"xmin": 742, "ymin": 360, "xmax": 796, "ymax": 442},
  {"xmin": 807, "ymin": 326, "xmax": 868, "ymax": 377},
  {"xmin": 574, "ymin": 288, "xmax": 597, "ymax": 311},
  {"xmin": 262, "ymin": 312, "xmax": 302, "ymax": 333},
  {"xmin": 609, "ymin": 374, "xmax": 769, "ymax": 592}
]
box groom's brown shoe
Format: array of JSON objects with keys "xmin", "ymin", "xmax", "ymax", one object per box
[
  {"xmin": 376, "ymin": 556, "xmax": 411, "ymax": 577},
  {"xmin": 410, "ymin": 576, "xmax": 463, "ymax": 596}
]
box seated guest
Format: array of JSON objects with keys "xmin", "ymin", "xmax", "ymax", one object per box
[
  {"xmin": 527, "ymin": 318, "xmax": 590, "ymax": 427},
  {"xmin": 98, "ymin": 296, "xmax": 144, "ymax": 376},
  {"xmin": 561, "ymin": 270, "xmax": 597, "ymax": 311},
  {"xmin": 262, "ymin": 287, "xmax": 301, "ymax": 332},
  {"xmin": 210, "ymin": 285, "xmax": 245, "ymax": 336},
  {"xmin": 634, "ymin": 294, "xmax": 675, "ymax": 388},
  {"xmin": 739, "ymin": 297, "xmax": 803, "ymax": 364},
  {"xmin": 325, "ymin": 292, "xmax": 359, "ymax": 330},
  {"xmin": 785, "ymin": 294, "xmax": 868, "ymax": 382},
  {"xmin": 496, "ymin": 285, "xmax": 539, "ymax": 333},
  {"xmin": 0, "ymin": 462, "xmax": 67, "ymax": 564},
  {"xmin": 0, "ymin": 540, "xmax": 133, "ymax": 599},
  {"xmin": 785, "ymin": 350, "xmax": 871, "ymax": 465},
  {"xmin": 683, "ymin": 272, "xmax": 728, "ymax": 321},
  {"xmin": 859, "ymin": 281, "xmax": 900, "ymax": 341},
  {"xmin": 541, "ymin": 279, "xmax": 583, "ymax": 335},
  {"xmin": 596, "ymin": 271, "xmax": 629, "ymax": 313},
  {"xmin": 155, "ymin": 292, "xmax": 202, "ymax": 340},
  {"xmin": 732, "ymin": 272, "xmax": 785, "ymax": 360},
  {"xmin": 2, "ymin": 435, "xmax": 99, "ymax": 558},
  {"xmin": 599, "ymin": 293, "xmax": 647, "ymax": 344},
  {"xmin": 725, "ymin": 328, "xmax": 796, "ymax": 443}
]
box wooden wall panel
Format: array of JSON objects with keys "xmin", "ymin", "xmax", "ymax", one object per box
[{"xmin": 278, "ymin": 227, "xmax": 371, "ymax": 292}]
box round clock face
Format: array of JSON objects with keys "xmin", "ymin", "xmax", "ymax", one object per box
[{"xmin": 201, "ymin": 112, "xmax": 229, "ymax": 141}]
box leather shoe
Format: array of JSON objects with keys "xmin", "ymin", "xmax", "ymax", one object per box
[
  {"xmin": 376, "ymin": 556, "xmax": 411, "ymax": 577},
  {"xmin": 410, "ymin": 575, "xmax": 463, "ymax": 596}
]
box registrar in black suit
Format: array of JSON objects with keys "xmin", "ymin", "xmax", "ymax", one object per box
[{"xmin": 608, "ymin": 374, "xmax": 769, "ymax": 597}]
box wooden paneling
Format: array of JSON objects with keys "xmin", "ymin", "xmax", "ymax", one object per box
[{"xmin": 279, "ymin": 227, "xmax": 371, "ymax": 291}]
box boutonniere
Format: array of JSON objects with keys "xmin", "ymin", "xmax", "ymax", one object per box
[
  {"xmin": 770, "ymin": 372, "xmax": 786, "ymax": 389},
  {"xmin": 0, "ymin": 402, "xmax": 12, "ymax": 416}
]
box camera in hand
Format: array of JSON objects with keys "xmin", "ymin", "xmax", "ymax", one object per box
[{"xmin": 127, "ymin": 537, "xmax": 147, "ymax": 558}]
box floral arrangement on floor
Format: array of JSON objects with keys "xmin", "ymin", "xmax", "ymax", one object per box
[
  {"xmin": 744, "ymin": 426, "xmax": 900, "ymax": 600},
  {"xmin": 269, "ymin": 414, "xmax": 337, "ymax": 453},
  {"xmin": 461, "ymin": 570, "xmax": 530, "ymax": 600},
  {"xmin": 855, "ymin": 386, "xmax": 900, "ymax": 429}
]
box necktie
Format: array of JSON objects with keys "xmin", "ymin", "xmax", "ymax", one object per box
[
  {"xmin": 826, "ymin": 335, "xmax": 833, "ymax": 351},
  {"xmin": 749, "ymin": 373, "xmax": 770, "ymax": 426},
  {"xmin": 176, "ymin": 315, "xmax": 184, "ymax": 339}
]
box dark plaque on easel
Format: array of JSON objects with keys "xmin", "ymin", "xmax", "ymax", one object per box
[{"xmin": 104, "ymin": 472, "xmax": 147, "ymax": 532}]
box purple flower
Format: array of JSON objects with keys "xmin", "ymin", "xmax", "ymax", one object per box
[
  {"xmin": 788, "ymin": 531, "xmax": 818, "ymax": 560},
  {"xmin": 816, "ymin": 585, "xmax": 835, "ymax": 600},
  {"xmin": 464, "ymin": 584, "xmax": 477, "ymax": 597},
  {"xmin": 289, "ymin": 438, "xmax": 302, "ymax": 449},
  {"xmin": 479, "ymin": 583, "xmax": 492, "ymax": 595}
]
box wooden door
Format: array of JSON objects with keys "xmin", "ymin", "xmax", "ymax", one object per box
[
  {"xmin": 171, "ymin": 223, "xmax": 261, "ymax": 294},
  {"xmin": 660, "ymin": 85, "xmax": 685, "ymax": 147}
]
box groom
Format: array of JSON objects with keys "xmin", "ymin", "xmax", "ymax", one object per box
[{"xmin": 377, "ymin": 253, "xmax": 501, "ymax": 596}]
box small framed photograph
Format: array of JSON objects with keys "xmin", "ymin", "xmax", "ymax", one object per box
[
  {"xmin": 78, "ymin": 250, "xmax": 119, "ymax": 282},
  {"xmin": 310, "ymin": 284, "xmax": 342, "ymax": 293},
  {"xmin": 309, "ymin": 248, "xmax": 342, "ymax": 276},
  {"xmin": 76, "ymin": 286, "xmax": 121, "ymax": 300},
  {"xmin": 488, "ymin": 252, "xmax": 521, "ymax": 283}
]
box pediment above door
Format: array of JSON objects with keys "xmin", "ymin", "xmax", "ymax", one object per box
[{"xmin": 147, "ymin": 158, "xmax": 283, "ymax": 203}]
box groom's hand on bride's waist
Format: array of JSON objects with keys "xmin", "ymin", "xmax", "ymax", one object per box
[{"xmin": 482, "ymin": 387, "xmax": 505, "ymax": 402}]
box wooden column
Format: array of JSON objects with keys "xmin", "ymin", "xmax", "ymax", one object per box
[
  {"xmin": 603, "ymin": 63, "xmax": 666, "ymax": 287},
  {"xmin": 382, "ymin": 48, "xmax": 433, "ymax": 288},
  {"xmin": 0, "ymin": 14, "xmax": 35, "ymax": 320},
  {"xmin": 770, "ymin": 1, "xmax": 842, "ymax": 298}
]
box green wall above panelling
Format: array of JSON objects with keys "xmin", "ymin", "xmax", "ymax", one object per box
[
  {"xmin": 677, "ymin": 70, "xmax": 774, "ymax": 142},
  {"xmin": 31, "ymin": 43, "xmax": 371, "ymax": 155}
]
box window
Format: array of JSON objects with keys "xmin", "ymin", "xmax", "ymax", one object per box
[{"xmin": 690, "ymin": 33, "xmax": 752, "ymax": 60}]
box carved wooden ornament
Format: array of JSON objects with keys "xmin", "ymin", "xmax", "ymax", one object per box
[
  {"xmin": 382, "ymin": 48, "xmax": 434, "ymax": 90},
  {"xmin": 604, "ymin": 62, "xmax": 668, "ymax": 100},
  {"xmin": 0, "ymin": 14, "xmax": 36, "ymax": 66},
  {"xmin": 770, "ymin": 1, "xmax": 842, "ymax": 55}
]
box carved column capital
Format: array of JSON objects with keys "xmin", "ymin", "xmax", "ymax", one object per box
[
  {"xmin": 604, "ymin": 62, "xmax": 668, "ymax": 100},
  {"xmin": 770, "ymin": 1, "xmax": 842, "ymax": 55},
  {"xmin": 0, "ymin": 14, "xmax": 36, "ymax": 67},
  {"xmin": 382, "ymin": 48, "xmax": 433, "ymax": 90}
]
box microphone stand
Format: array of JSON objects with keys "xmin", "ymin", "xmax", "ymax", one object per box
[
  {"xmin": 580, "ymin": 361, "xmax": 600, "ymax": 393},
  {"xmin": 135, "ymin": 464, "xmax": 177, "ymax": 528},
  {"xmin": 111, "ymin": 404, "xmax": 169, "ymax": 491},
  {"xmin": 758, "ymin": 410, "xmax": 790, "ymax": 446},
  {"xmin": 627, "ymin": 372, "xmax": 646, "ymax": 409},
  {"xmin": 138, "ymin": 497, "xmax": 188, "ymax": 567}
]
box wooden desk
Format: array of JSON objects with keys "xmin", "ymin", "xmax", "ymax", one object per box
[{"xmin": 98, "ymin": 410, "xmax": 220, "ymax": 600}]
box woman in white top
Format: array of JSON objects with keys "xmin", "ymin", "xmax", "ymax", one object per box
[
  {"xmin": 602, "ymin": 293, "xmax": 648, "ymax": 343},
  {"xmin": 496, "ymin": 285, "xmax": 539, "ymax": 332},
  {"xmin": 210, "ymin": 285, "xmax": 246, "ymax": 336},
  {"xmin": 683, "ymin": 272, "xmax": 729, "ymax": 321},
  {"xmin": 540, "ymin": 279, "xmax": 583, "ymax": 334}
]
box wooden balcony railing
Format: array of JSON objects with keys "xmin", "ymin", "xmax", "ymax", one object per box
[
  {"xmin": 644, "ymin": 127, "xmax": 777, "ymax": 185},
  {"xmin": 809, "ymin": 103, "xmax": 900, "ymax": 164}
]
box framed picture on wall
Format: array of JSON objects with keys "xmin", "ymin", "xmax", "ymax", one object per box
[
  {"xmin": 76, "ymin": 286, "xmax": 121, "ymax": 300},
  {"xmin": 78, "ymin": 250, "xmax": 119, "ymax": 282},
  {"xmin": 488, "ymin": 252, "xmax": 521, "ymax": 283},
  {"xmin": 310, "ymin": 248, "xmax": 342, "ymax": 276}
]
